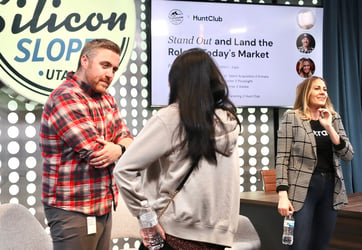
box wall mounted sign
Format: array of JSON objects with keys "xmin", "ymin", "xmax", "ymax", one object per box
[{"xmin": 0, "ymin": 0, "xmax": 136, "ymax": 104}]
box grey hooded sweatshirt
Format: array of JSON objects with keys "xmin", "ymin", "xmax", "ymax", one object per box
[{"xmin": 113, "ymin": 103, "xmax": 241, "ymax": 247}]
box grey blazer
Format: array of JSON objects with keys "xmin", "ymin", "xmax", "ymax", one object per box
[{"xmin": 276, "ymin": 110, "xmax": 354, "ymax": 211}]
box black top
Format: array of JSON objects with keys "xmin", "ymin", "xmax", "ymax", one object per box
[{"xmin": 310, "ymin": 120, "xmax": 334, "ymax": 173}]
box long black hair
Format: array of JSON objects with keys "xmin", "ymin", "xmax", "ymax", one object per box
[{"xmin": 168, "ymin": 48, "xmax": 240, "ymax": 167}]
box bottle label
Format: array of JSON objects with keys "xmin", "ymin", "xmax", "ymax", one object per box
[
  {"xmin": 139, "ymin": 211, "xmax": 158, "ymax": 228},
  {"xmin": 284, "ymin": 219, "xmax": 295, "ymax": 227}
]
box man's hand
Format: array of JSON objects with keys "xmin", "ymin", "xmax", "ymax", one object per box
[{"xmin": 89, "ymin": 138, "xmax": 123, "ymax": 168}]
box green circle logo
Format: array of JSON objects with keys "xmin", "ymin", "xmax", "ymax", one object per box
[{"xmin": 0, "ymin": 0, "xmax": 136, "ymax": 104}]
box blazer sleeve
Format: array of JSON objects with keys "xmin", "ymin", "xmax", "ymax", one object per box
[
  {"xmin": 332, "ymin": 113, "xmax": 354, "ymax": 162},
  {"xmin": 276, "ymin": 110, "xmax": 294, "ymax": 189}
]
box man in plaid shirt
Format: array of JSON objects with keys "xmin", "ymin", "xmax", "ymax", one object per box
[{"xmin": 40, "ymin": 39, "xmax": 133, "ymax": 250}]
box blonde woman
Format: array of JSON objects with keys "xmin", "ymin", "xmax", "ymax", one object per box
[
  {"xmin": 298, "ymin": 58, "xmax": 314, "ymax": 78},
  {"xmin": 276, "ymin": 76, "xmax": 354, "ymax": 250}
]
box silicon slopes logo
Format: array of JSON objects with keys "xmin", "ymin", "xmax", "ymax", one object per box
[{"xmin": 0, "ymin": 0, "xmax": 136, "ymax": 104}]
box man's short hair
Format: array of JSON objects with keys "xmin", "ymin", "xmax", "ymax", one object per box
[{"xmin": 77, "ymin": 39, "xmax": 121, "ymax": 69}]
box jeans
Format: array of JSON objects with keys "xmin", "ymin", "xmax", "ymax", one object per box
[{"xmin": 287, "ymin": 172, "xmax": 337, "ymax": 250}]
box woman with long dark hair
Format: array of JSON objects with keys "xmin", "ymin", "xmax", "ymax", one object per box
[{"xmin": 114, "ymin": 48, "xmax": 241, "ymax": 249}]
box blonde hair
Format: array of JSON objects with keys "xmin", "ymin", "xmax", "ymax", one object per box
[
  {"xmin": 298, "ymin": 58, "xmax": 313, "ymax": 78},
  {"xmin": 293, "ymin": 76, "xmax": 336, "ymax": 120}
]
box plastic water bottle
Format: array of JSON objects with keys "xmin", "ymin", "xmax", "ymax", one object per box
[
  {"xmin": 139, "ymin": 200, "xmax": 164, "ymax": 250},
  {"xmin": 282, "ymin": 212, "xmax": 295, "ymax": 245}
]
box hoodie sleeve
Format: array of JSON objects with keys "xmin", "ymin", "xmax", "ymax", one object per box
[{"xmin": 113, "ymin": 113, "xmax": 173, "ymax": 217}]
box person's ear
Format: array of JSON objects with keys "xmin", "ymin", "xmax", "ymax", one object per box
[{"xmin": 80, "ymin": 55, "xmax": 88, "ymax": 68}]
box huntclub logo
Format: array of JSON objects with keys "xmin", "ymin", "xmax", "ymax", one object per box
[{"xmin": 0, "ymin": 0, "xmax": 136, "ymax": 104}]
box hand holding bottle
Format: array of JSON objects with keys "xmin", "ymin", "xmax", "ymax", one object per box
[
  {"xmin": 139, "ymin": 201, "xmax": 165, "ymax": 250},
  {"xmin": 278, "ymin": 191, "xmax": 295, "ymax": 216}
]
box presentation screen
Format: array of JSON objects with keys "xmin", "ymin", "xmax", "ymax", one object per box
[{"xmin": 151, "ymin": 0, "xmax": 323, "ymax": 107}]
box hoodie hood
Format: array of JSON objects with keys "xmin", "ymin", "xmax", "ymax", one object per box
[{"xmin": 214, "ymin": 109, "xmax": 240, "ymax": 156}]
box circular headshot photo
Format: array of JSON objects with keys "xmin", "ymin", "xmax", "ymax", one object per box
[
  {"xmin": 296, "ymin": 58, "xmax": 315, "ymax": 78},
  {"xmin": 297, "ymin": 9, "xmax": 315, "ymax": 30},
  {"xmin": 296, "ymin": 33, "xmax": 315, "ymax": 54}
]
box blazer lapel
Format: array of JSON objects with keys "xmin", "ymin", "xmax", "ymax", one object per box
[{"xmin": 302, "ymin": 120, "xmax": 317, "ymax": 158}]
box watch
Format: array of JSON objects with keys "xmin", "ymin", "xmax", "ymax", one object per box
[{"xmin": 119, "ymin": 144, "xmax": 126, "ymax": 154}]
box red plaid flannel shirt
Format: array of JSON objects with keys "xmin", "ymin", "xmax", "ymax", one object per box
[{"xmin": 40, "ymin": 72, "xmax": 133, "ymax": 215}]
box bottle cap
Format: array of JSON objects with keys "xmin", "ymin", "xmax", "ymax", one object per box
[{"xmin": 141, "ymin": 200, "xmax": 148, "ymax": 207}]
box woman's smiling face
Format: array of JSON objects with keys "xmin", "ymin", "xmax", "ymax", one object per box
[{"xmin": 308, "ymin": 78, "xmax": 328, "ymax": 109}]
